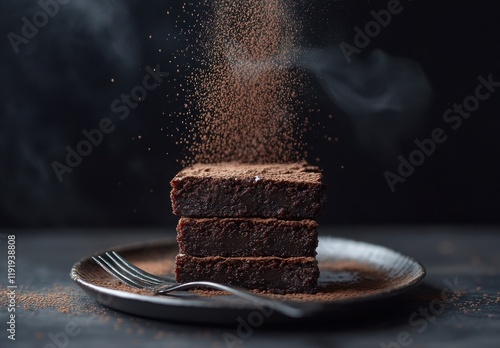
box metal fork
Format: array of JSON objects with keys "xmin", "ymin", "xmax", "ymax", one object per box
[{"xmin": 92, "ymin": 251, "xmax": 318, "ymax": 318}]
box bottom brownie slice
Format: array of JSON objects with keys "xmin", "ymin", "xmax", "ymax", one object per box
[{"xmin": 175, "ymin": 254, "xmax": 319, "ymax": 294}]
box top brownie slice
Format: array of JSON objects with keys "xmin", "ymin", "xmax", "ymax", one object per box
[{"xmin": 171, "ymin": 162, "xmax": 327, "ymax": 219}]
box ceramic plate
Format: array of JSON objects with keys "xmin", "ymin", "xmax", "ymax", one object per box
[{"xmin": 70, "ymin": 237, "xmax": 425, "ymax": 325}]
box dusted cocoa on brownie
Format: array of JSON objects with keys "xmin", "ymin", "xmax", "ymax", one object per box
[
  {"xmin": 170, "ymin": 162, "xmax": 327, "ymax": 219},
  {"xmin": 175, "ymin": 254, "xmax": 319, "ymax": 294},
  {"xmin": 177, "ymin": 217, "xmax": 318, "ymax": 257}
]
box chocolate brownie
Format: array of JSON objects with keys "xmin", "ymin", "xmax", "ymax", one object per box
[
  {"xmin": 170, "ymin": 162, "xmax": 327, "ymax": 219},
  {"xmin": 175, "ymin": 254, "xmax": 319, "ymax": 294},
  {"xmin": 177, "ymin": 217, "xmax": 318, "ymax": 257}
]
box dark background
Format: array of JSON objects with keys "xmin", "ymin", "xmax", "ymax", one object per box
[{"xmin": 1, "ymin": 0, "xmax": 499, "ymax": 228}]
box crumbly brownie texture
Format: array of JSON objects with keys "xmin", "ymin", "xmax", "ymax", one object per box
[
  {"xmin": 175, "ymin": 254, "xmax": 319, "ymax": 294},
  {"xmin": 177, "ymin": 217, "xmax": 318, "ymax": 257},
  {"xmin": 170, "ymin": 162, "xmax": 327, "ymax": 219}
]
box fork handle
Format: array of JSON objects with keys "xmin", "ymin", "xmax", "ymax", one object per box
[{"xmin": 155, "ymin": 281, "xmax": 317, "ymax": 318}]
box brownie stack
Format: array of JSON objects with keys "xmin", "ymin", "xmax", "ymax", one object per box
[{"xmin": 170, "ymin": 162, "xmax": 327, "ymax": 294}]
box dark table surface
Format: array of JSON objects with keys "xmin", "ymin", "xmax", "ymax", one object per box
[{"xmin": 1, "ymin": 226, "xmax": 499, "ymax": 348}]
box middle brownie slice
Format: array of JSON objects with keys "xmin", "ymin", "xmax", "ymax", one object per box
[{"xmin": 177, "ymin": 217, "xmax": 318, "ymax": 258}]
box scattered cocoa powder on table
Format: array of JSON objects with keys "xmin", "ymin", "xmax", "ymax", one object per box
[{"xmin": 0, "ymin": 285, "xmax": 107, "ymax": 315}]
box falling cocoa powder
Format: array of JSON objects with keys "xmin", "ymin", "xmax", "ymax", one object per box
[{"xmin": 181, "ymin": 0, "xmax": 306, "ymax": 165}]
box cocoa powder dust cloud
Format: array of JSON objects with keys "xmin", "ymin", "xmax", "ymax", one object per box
[{"xmin": 180, "ymin": 0, "xmax": 306, "ymax": 165}]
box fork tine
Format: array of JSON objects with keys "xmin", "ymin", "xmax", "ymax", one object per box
[
  {"xmin": 92, "ymin": 256, "xmax": 145, "ymax": 289},
  {"xmin": 101, "ymin": 253, "xmax": 158, "ymax": 287},
  {"xmin": 107, "ymin": 252, "xmax": 164, "ymax": 285}
]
